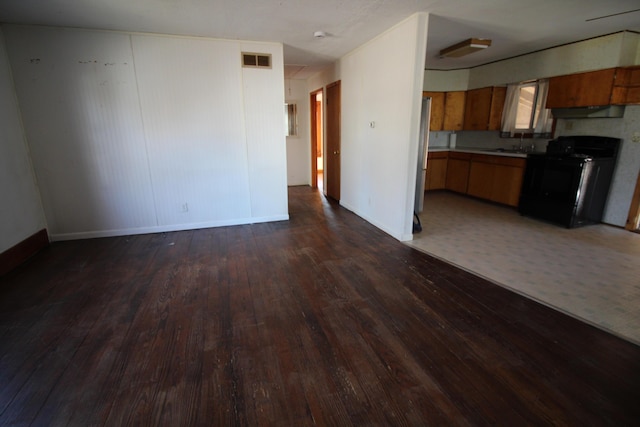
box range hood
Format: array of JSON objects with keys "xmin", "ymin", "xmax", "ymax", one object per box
[{"xmin": 551, "ymin": 105, "xmax": 625, "ymax": 119}]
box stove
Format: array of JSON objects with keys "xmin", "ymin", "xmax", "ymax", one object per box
[{"xmin": 518, "ymin": 135, "xmax": 620, "ymax": 228}]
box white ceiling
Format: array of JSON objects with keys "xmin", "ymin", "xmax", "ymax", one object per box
[{"xmin": 1, "ymin": 0, "xmax": 639, "ymax": 79}]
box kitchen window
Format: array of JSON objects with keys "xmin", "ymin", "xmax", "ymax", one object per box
[{"xmin": 501, "ymin": 79, "xmax": 552, "ymax": 138}]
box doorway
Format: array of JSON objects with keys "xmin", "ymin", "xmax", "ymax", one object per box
[
  {"xmin": 325, "ymin": 80, "xmax": 341, "ymax": 201},
  {"xmin": 310, "ymin": 89, "xmax": 323, "ymax": 190}
]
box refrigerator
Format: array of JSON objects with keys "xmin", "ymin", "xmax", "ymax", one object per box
[{"xmin": 414, "ymin": 96, "xmax": 431, "ymax": 214}]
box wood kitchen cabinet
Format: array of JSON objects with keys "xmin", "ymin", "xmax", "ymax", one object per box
[
  {"xmin": 546, "ymin": 69, "xmax": 616, "ymax": 108},
  {"xmin": 487, "ymin": 87, "xmax": 506, "ymax": 130},
  {"xmin": 492, "ymin": 162, "xmax": 525, "ymax": 206},
  {"xmin": 445, "ymin": 152, "xmax": 471, "ymax": 193},
  {"xmin": 423, "ymin": 91, "xmax": 465, "ymax": 131},
  {"xmin": 611, "ymin": 66, "xmax": 640, "ymax": 105},
  {"xmin": 463, "ymin": 87, "xmax": 506, "ymax": 131},
  {"xmin": 425, "ymin": 152, "xmax": 448, "ymax": 190},
  {"xmin": 443, "ymin": 91, "xmax": 466, "ymax": 131},
  {"xmin": 466, "ymin": 154, "xmax": 526, "ymax": 207},
  {"xmin": 467, "ymin": 159, "xmax": 495, "ymax": 200},
  {"xmin": 423, "ymin": 92, "xmax": 445, "ymax": 131}
]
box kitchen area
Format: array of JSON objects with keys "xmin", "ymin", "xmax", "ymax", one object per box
[
  {"xmin": 410, "ymin": 56, "xmax": 640, "ymax": 345},
  {"xmin": 417, "ymin": 64, "xmax": 640, "ymax": 229}
]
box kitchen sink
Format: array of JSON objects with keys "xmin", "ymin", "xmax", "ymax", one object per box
[{"xmin": 486, "ymin": 148, "xmax": 529, "ymax": 154}]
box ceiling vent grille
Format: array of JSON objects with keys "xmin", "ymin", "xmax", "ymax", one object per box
[{"xmin": 242, "ymin": 52, "xmax": 272, "ymax": 69}]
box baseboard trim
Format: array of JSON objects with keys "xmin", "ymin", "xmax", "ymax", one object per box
[{"xmin": 0, "ymin": 229, "xmax": 49, "ymax": 276}]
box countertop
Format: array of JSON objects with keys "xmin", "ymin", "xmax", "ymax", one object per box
[{"xmin": 428, "ymin": 147, "xmax": 531, "ymax": 158}]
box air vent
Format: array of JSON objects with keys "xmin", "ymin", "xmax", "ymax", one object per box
[{"xmin": 242, "ymin": 52, "xmax": 272, "ymax": 69}]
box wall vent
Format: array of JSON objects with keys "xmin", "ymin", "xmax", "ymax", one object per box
[{"xmin": 242, "ymin": 52, "xmax": 272, "ymax": 69}]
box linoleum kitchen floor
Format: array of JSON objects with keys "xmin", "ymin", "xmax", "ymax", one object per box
[{"xmin": 407, "ymin": 191, "xmax": 640, "ymax": 345}]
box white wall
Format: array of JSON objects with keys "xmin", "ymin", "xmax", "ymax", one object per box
[
  {"xmin": 337, "ymin": 13, "xmax": 428, "ymax": 241},
  {"xmin": 423, "ymin": 69, "xmax": 469, "ymax": 92},
  {"xmin": 3, "ymin": 25, "xmax": 288, "ymax": 241},
  {"xmin": 469, "ymin": 31, "xmax": 639, "ymax": 89},
  {"xmin": 285, "ymin": 78, "xmax": 311, "ymax": 186},
  {"xmin": 304, "ymin": 14, "xmax": 428, "ymax": 240},
  {"xmin": 0, "ymin": 29, "xmax": 47, "ymax": 254},
  {"xmin": 424, "ymin": 32, "xmax": 640, "ymax": 92}
]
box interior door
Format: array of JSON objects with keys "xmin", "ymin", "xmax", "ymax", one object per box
[{"xmin": 326, "ymin": 80, "xmax": 341, "ymax": 201}]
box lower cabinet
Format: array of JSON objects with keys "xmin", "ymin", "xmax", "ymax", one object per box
[
  {"xmin": 467, "ymin": 154, "xmax": 525, "ymax": 207},
  {"xmin": 467, "ymin": 161, "xmax": 495, "ymax": 200},
  {"xmin": 445, "ymin": 152, "xmax": 471, "ymax": 193},
  {"xmin": 425, "ymin": 152, "xmax": 448, "ymax": 190},
  {"xmin": 432, "ymin": 151, "xmax": 525, "ymax": 207}
]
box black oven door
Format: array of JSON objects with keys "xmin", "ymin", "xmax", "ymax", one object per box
[{"xmin": 518, "ymin": 155, "xmax": 589, "ymax": 227}]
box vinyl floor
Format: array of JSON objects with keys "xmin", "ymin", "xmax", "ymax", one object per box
[{"xmin": 408, "ymin": 191, "xmax": 640, "ymax": 344}]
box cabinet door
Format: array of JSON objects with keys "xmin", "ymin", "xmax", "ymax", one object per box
[
  {"xmin": 467, "ymin": 161, "xmax": 494, "ymax": 200},
  {"xmin": 492, "ymin": 164, "xmax": 525, "ymax": 207},
  {"xmin": 463, "ymin": 87, "xmax": 493, "ymax": 130},
  {"xmin": 488, "ymin": 87, "xmax": 506, "ymax": 131},
  {"xmin": 426, "ymin": 156, "xmax": 448, "ymax": 190},
  {"xmin": 546, "ymin": 69, "xmax": 616, "ymax": 108},
  {"xmin": 611, "ymin": 66, "xmax": 640, "ymax": 105},
  {"xmin": 423, "ymin": 91, "xmax": 445, "ymax": 131},
  {"xmin": 443, "ymin": 91, "xmax": 466, "ymax": 131},
  {"xmin": 445, "ymin": 158, "xmax": 470, "ymax": 193}
]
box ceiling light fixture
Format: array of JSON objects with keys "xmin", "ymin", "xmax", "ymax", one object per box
[{"xmin": 439, "ymin": 38, "xmax": 491, "ymax": 58}]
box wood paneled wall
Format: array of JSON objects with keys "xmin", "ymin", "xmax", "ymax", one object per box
[{"xmin": 3, "ymin": 25, "xmax": 288, "ymax": 241}]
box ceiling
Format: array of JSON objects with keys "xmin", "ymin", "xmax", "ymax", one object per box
[{"xmin": 1, "ymin": 0, "xmax": 639, "ymax": 79}]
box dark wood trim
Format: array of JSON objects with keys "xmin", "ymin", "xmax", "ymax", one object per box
[
  {"xmin": 0, "ymin": 228, "xmax": 49, "ymax": 276},
  {"xmin": 326, "ymin": 80, "xmax": 340, "ymax": 89},
  {"xmin": 310, "ymin": 88, "xmax": 323, "ymax": 189},
  {"xmin": 625, "ymin": 170, "xmax": 640, "ymax": 231}
]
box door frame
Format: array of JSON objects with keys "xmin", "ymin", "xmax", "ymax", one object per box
[
  {"xmin": 625, "ymin": 170, "xmax": 640, "ymax": 231},
  {"xmin": 310, "ymin": 88, "xmax": 323, "ymax": 189}
]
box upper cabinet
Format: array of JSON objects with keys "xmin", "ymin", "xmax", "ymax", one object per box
[
  {"xmin": 611, "ymin": 66, "xmax": 640, "ymax": 105},
  {"xmin": 463, "ymin": 86, "xmax": 506, "ymax": 131},
  {"xmin": 487, "ymin": 87, "xmax": 506, "ymax": 130},
  {"xmin": 424, "ymin": 91, "xmax": 445, "ymax": 131},
  {"xmin": 546, "ymin": 69, "xmax": 616, "ymax": 108},
  {"xmin": 443, "ymin": 91, "xmax": 466, "ymax": 131},
  {"xmin": 423, "ymin": 91, "xmax": 465, "ymax": 131}
]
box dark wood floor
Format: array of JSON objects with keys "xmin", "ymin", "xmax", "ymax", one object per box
[{"xmin": 1, "ymin": 186, "xmax": 639, "ymax": 426}]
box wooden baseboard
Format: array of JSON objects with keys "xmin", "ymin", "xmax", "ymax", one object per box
[{"xmin": 0, "ymin": 229, "xmax": 49, "ymax": 276}]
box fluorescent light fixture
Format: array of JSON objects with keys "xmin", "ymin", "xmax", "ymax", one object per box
[{"xmin": 439, "ymin": 38, "xmax": 491, "ymax": 58}]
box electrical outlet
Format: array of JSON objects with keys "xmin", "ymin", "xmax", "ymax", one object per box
[{"xmin": 632, "ymin": 132, "xmax": 640, "ymax": 143}]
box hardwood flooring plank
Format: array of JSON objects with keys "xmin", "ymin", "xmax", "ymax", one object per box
[{"xmin": 0, "ymin": 187, "xmax": 638, "ymax": 425}]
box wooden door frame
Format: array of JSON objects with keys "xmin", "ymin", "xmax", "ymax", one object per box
[
  {"xmin": 310, "ymin": 88, "xmax": 323, "ymax": 189},
  {"xmin": 625, "ymin": 170, "xmax": 640, "ymax": 231}
]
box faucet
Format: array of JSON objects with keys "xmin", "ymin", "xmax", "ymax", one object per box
[{"xmin": 518, "ymin": 134, "xmax": 524, "ymax": 152}]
